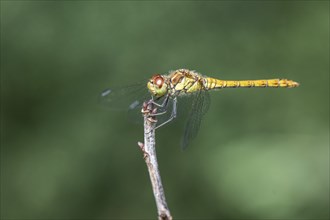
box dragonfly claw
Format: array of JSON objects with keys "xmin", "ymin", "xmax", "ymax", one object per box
[
  {"xmin": 141, "ymin": 100, "xmax": 158, "ymax": 123},
  {"xmin": 147, "ymin": 117, "xmax": 158, "ymax": 123}
]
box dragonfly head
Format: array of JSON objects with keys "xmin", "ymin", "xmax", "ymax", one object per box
[{"xmin": 147, "ymin": 74, "xmax": 168, "ymax": 98}]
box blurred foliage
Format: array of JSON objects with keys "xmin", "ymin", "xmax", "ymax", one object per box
[{"xmin": 1, "ymin": 1, "xmax": 329, "ymax": 219}]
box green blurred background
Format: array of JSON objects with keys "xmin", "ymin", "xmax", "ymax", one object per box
[{"xmin": 1, "ymin": 1, "xmax": 329, "ymax": 219}]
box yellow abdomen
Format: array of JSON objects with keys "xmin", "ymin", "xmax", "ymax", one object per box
[{"xmin": 204, "ymin": 77, "xmax": 299, "ymax": 89}]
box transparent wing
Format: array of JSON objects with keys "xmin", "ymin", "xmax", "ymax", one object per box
[
  {"xmin": 100, "ymin": 82, "xmax": 151, "ymax": 111},
  {"xmin": 181, "ymin": 90, "xmax": 211, "ymax": 150}
]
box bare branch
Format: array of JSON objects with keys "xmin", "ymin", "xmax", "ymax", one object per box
[{"xmin": 138, "ymin": 101, "xmax": 172, "ymax": 220}]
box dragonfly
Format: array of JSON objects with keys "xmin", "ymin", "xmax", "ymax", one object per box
[{"xmin": 101, "ymin": 69, "xmax": 299, "ymax": 149}]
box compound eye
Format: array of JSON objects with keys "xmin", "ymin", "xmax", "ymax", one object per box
[{"xmin": 152, "ymin": 75, "xmax": 164, "ymax": 88}]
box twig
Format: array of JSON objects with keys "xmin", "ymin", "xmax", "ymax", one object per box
[{"xmin": 138, "ymin": 101, "xmax": 172, "ymax": 220}]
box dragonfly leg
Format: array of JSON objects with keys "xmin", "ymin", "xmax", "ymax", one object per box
[
  {"xmin": 143, "ymin": 96, "xmax": 169, "ymax": 117},
  {"xmin": 149, "ymin": 95, "xmax": 170, "ymax": 108},
  {"xmin": 149, "ymin": 110, "xmax": 167, "ymax": 117},
  {"xmin": 155, "ymin": 97, "xmax": 177, "ymax": 130}
]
